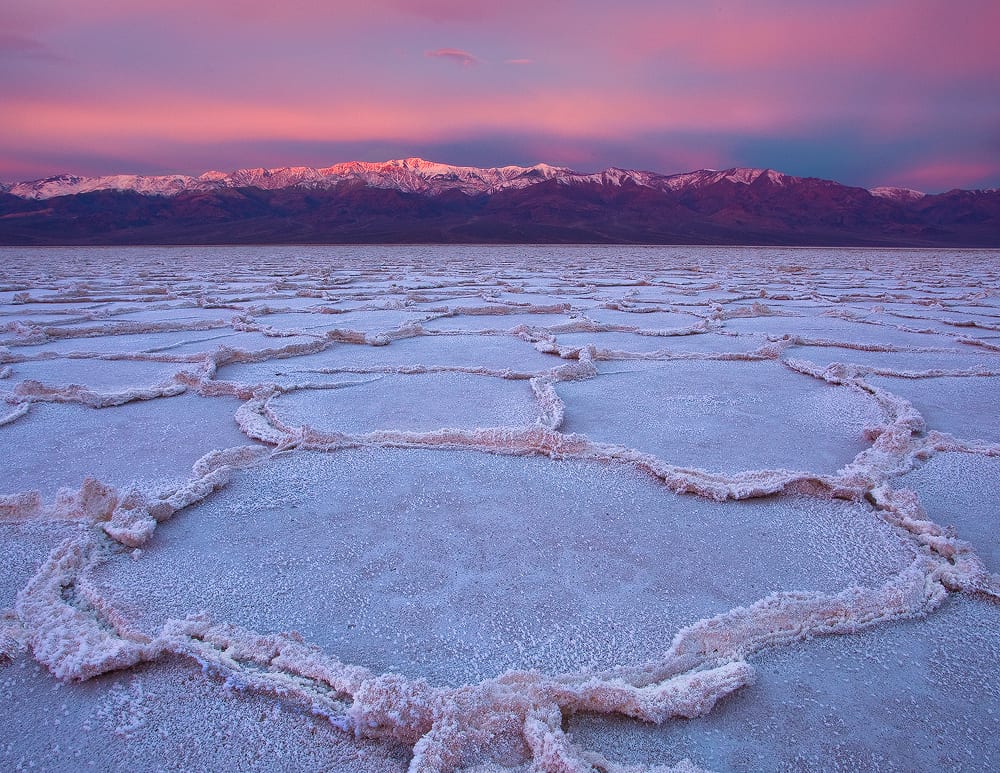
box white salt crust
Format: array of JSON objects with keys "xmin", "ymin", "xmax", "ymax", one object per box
[{"xmin": 1, "ymin": 245, "xmax": 998, "ymax": 771}]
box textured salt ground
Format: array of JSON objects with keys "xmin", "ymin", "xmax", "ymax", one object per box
[
  {"xmin": 0, "ymin": 655, "xmax": 409, "ymax": 773},
  {"xmin": 937, "ymin": 302, "xmax": 1000, "ymax": 317},
  {"xmin": 782, "ymin": 345, "xmax": 1000, "ymax": 374},
  {"xmin": 267, "ymin": 373, "xmax": 540, "ymax": 433},
  {"xmin": 869, "ymin": 301, "xmax": 1000, "ymax": 322},
  {"xmin": 396, "ymin": 296, "xmax": 494, "ymax": 311},
  {"xmin": 0, "ymin": 394, "xmax": 250, "ymax": 497},
  {"xmin": 2, "ymin": 245, "xmax": 999, "ymax": 771},
  {"xmin": 666, "ymin": 290, "xmax": 751, "ymax": 304},
  {"xmin": 554, "ymin": 331, "xmax": 706, "ymax": 354},
  {"xmin": 0, "ymin": 311, "xmax": 95, "ymax": 325},
  {"xmin": 108, "ymin": 307, "xmax": 238, "ymax": 324},
  {"xmin": 0, "ymin": 520, "xmax": 89, "ymax": 608},
  {"xmin": 0, "ymin": 297, "xmax": 84, "ymax": 308},
  {"xmin": 4, "ymin": 318, "xmax": 226, "ymax": 351},
  {"xmin": 421, "ymin": 312, "xmax": 576, "ymax": 332},
  {"xmin": 726, "ymin": 299, "xmax": 826, "ymax": 311},
  {"xmin": 567, "ymin": 596, "xmax": 999, "ymax": 773},
  {"xmin": 867, "ymin": 375, "xmax": 1000, "ymax": 442},
  {"xmin": 599, "ymin": 287, "xmax": 701, "ymax": 305},
  {"xmin": 629, "ymin": 332, "xmax": 771, "ymax": 355},
  {"xmin": 874, "ymin": 314, "xmax": 1000, "ymax": 340},
  {"xmin": 7, "ymin": 330, "xmax": 319, "ymax": 357},
  {"xmin": 897, "ymin": 452, "xmax": 999, "ymax": 573},
  {"xmin": 26, "ymin": 310, "xmax": 235, "ymax": 335},
  {"xmin": 721, "ymin": 315, "xmax": 955, "ymax": 348},
  {"xmin": 227, "ymin": 295, "xmax": 339, "ymax": 310},
  {"xmin": 252, "ymin": 309, "xmax": 433, "ymax": 334},
  {"xmin": 580, "ymin": 309, "xmax": 705, "ymax": 329},
  {"xmin": 91, "ymin": 449, "xmax": 912, "ymax": 687},
  {"xmin": 1, "ymin": 358, "xmax": 188, "ymax": 392},
  {"xmin": 476, "ymin": 291, "xmax": 581, "ymax": 307},
  {"xmin": 3, "ymin": 329, "xmax": 235, "ymax": 356},
  {"xmin": 214, "ymin": 334, "xmax": 557, "ymax": 383},
  {"xmin": 549, "ymin": 329, "xmax": 770, "ymax": 356},
  {"xmin": 556, "ymin": 360, "xmax": 883, "ymax": 474}
]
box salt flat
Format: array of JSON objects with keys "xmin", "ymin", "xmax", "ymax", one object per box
[{"xmin": 1, "ymin": 245, "xmax": 997, "ymax": 772}]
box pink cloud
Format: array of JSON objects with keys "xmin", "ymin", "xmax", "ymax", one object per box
[
  {"xmin": 4, "ymin": 1, "xmax": 560, "ymax": 31},
  {"xmin": 425, "ymin": 48, "xmax": 480, "ymax": 67},
  {"xmin": 616, "ymin": 0, "xmax": 1000, "ymax": 78},
  {"xmin": 0, "ymin": 83, "xmax": 800, "ymax": 176},
  {"xmin": 1, "ymin": 0, "xmax": 995, "ymax": 190}
]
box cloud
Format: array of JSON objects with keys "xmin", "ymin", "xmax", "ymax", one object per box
[
  {"xmin": 425, "ymin": 48, "xmax": 479, "ymax": 67},
  {"xmin": 2, "ymin": 0, "xmax": 997, "ymax": 191},
  {"xmin": 612, "ymin": 0, "xmax": 1000, "ymax": 79}
]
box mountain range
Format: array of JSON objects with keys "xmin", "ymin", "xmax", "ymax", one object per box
[{"xmin": 1, "ymin": 157, "xmax": 997, "ymax": 246}]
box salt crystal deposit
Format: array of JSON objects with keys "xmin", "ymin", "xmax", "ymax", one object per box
[{"xmin": 1, "ymin": 245, "xmax": 997, "ymax": 771}]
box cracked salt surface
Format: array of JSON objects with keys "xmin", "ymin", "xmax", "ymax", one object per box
[
  {"xmin": 781, "ymin": 344, "xmax": 1000, "ymax": 376},
  {"xmin": 90, "ymin": 449, "xmax": 910, "ymax": 686},
  {"xmin": 1, "ymin": 245, "xmax": 998, "ymax": 772},
  {"xmin": 423, "ymin": 312, "xmax": 576, "ymax": 332},
  {"xmin": 867, "ymin": 374, "xmax": 1000, "ymax": 443},
  {"xmin": 557, "ymin": 360, "xmax": 883, "ymax": 474},
  {"xmin": 215, "ymin": 333, "xmax": 557, "ymax": 384},
  {"xmin": 10, "ymin": 329, "xmax": 320, "ymax": 357},
  {"xmin": 267, "ymin": 373, "xmax": 540, "ymax": 433},
  {"xmin": 899, "ymin": 453, "xmax": 1000, "ymax": 573},
  {"xmin": 722, "ymin": 314, "xmax": 950, "ymax": 349},
  {"xmin": 0, "ymin": 659, "xmax": 408, "ymax": 772},
  {"xmin": 2, "ymin": 357, "xmax": 189, "ymax": 392},
  {"xmin": 255, "ymin": 309, "xmax": 433, "ymax": 334},
  {"xmin": 580, "ymin": 309, "xmax": 704, "ymax": 329},
  {"xmin": 555, "ymin": 332, "xmax": 705, "ymax": 355},
  {"xmin": 0, "ymin": 394, "xmax": 250, "ymax": 496},
  {"xmin": 567, "ymin": 595, "xmax": 999, "ymax": 772}
]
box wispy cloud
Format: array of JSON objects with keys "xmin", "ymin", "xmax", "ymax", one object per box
[
  {"xmin": 425, "ymin": 48, "xmax": 479, "ymax": 67},
  {"xmin": 504, "ymin": 58, "xmax": 533, "ymax": 65}
]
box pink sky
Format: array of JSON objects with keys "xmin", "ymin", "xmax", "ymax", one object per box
[{"xmin": 2, "ymin": 0, "xmax": 997, "ymax": 191}]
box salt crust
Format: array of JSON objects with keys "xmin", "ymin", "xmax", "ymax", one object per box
[
  {"xmin": 3, "ymin": 249, "xmax": 999, "ymax": 770},
  {"xmin": 7, "ymin": 356, "xmax": 997, "ymax": 768}
]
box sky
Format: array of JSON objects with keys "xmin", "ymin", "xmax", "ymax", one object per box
[{"xmin": 2, "ymin": 0, "xmax": 998, "ymax": 192}]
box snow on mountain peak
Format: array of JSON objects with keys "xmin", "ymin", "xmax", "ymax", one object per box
[
  {"xmin": 869, "ymin": 186, "xmax": 926, "ymax": 202},
  {"xmin": 0, "ymin": 158, "xmax": 932, "ymax": 202},
  {"xmin": 8, "ymin": 172, "xmax": 206, "ymax": 199}
]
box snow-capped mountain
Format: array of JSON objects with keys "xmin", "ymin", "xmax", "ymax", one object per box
[
  {"xmin": 3, "ymin": 158, "xmax": 997, "ymax": 247},
  {"xmin": 5, "ymin": 173, "xmax": 211, "ymax": 199},
  {"xmin": 868, "ymin": 186, "xmax": 926, "ymax": 202},
  {"xmin": 2, "ymin": 157, "xmax": 865, "ymax": 201},
  {"xmin": 315, "ymin": 158, "xmax": 569, "ymax": 195},
  {"xmin": 4, "ymin": 158, "xmax": 578, "ymax": 200}
]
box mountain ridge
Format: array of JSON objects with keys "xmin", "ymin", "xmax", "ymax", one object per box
[
  {"xmin": 4, "ymin": 157, "xmax": 968, "ymax": 201},
  {"xmin": 1, "ymin": 158, "xmax": 997, "ymax": 247}
]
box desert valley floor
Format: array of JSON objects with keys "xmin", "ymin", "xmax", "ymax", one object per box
[{"xmin": 0, "ymin": 245, "xmax": 997, "ymax": 772}]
